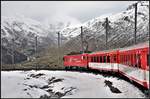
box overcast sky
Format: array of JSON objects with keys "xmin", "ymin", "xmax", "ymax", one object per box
[{"xmin": 2, "ymin": 1, "xmax": 137, "ymax": 26}]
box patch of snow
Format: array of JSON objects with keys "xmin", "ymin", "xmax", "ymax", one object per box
[{"xmin": 1, "ymin": 70, "xmax": 146, "ymax": 98}]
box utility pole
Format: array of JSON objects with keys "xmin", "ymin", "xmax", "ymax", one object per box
[
  {"xmin": 57, "ymin": 32, "xmax": 60, "ymax": 66},
  {"xmin": 134, "ymin": 3, "xmax": 137, "ymax": 45},
  {"xmin": 81, "ymin": 26, "xmax": 84, "ymax": 53},
  {"xmin": 12, "ymin": 38, "xmax": 15, "ymax": 69},
  {"xmin": 11, "ymin": 27, "xmax": 15, "ymax": 69},
  {"xmin": 35, "ymin": 36, "xmax": 38, "ymax": 71},
  {"xmin": 105, "ymin": 17, "xmax": 109, "ymax": 50}
]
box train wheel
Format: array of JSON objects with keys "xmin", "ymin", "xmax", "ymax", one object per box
[
  {"xmin": 75, "ymin": 66, "xmax": 78, "ymax": 71},
  {"xmin": 67, "ymin": 67, "xmax": 70, "ymax": 70},
  {"xmin": 144, "ymin": 89, "xmax": 149, "ymax": 96},
  {"xmin": 65, "ymin": 67, "xmax": 69, "ymax": 71},
  {"xmin": 65, "ymin": 67, "xmax": 67, "ymax": 70},
  {"xmin": 69, "ymin": 67, "xmax": 72, "ymax": 70}
]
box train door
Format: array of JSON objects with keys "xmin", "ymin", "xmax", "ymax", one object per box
[
  {"xmin": 135, "ymin": 51, "xmax": 141, "ymax": 68},
  {"xmin": 110, "ymin": 51, "xmax": 118, "ymax": 71},
  {"xmin": 141, "ymin": 48, "xmax": 148, "ymax": 70},
  {"xmin": 82, "ymin": 54, "xmax": 88, "ymax": 68}
]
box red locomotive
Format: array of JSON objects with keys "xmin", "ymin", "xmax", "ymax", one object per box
[
  {"xmin": 64, "ymin": 53, "xmax": 88, "ymax": 69},
  {"xmin": 63, "ymin": 42, "xmax": 149, "ymax": 89}
]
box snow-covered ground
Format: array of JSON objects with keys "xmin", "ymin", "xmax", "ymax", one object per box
[{"xmin": 1, "ymin": 70, "xmax": 146, "ymax": 98}]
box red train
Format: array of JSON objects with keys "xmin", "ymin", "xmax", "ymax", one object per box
[{"xmin": 63, "ymin": 42, "xmax": 149, "ymax": 89}]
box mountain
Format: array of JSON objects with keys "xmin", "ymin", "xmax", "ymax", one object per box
[
  {"xmin": 1, "ymin": 14, "xmax": 78, "ymax": 64},
  {"xmin": 1, "ymin": 16, "xmax": 58, "ymax": 56},
  {"xmin": 1, "ymin": 15, "xmax": 66, "ymax": 64},
  {"xmin": 60, "ymin": 1, "xmax": 149, "ymax": 53},
  {"xmin": 1, "ymin": 46, "xmax": 27, "ymax": 64}
]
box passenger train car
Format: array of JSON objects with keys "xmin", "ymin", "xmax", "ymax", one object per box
[{"xmin": 63, "ymin": 42, "xmax": 149, "ymax": 89}]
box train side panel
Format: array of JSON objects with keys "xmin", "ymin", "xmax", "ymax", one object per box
[
  {"xmin": 63, "ymin": 54, "xmax": 88, "ymax": 68},
  {"xmin": 88, "ymin": 50, "xmax": 119, "ymax": 72},
  {"xmin": 118, "ymin": 47, "xmax": 149, "ymax": 89}
]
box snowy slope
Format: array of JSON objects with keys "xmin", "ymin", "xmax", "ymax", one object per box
[
  {"xmin": 61, "ymin": 1, "xmax": 149, "ymax": 52},
  {"xmin": 1, "ymin": 15, "xmax": 58, "ymax": 59},
  {"xmin": 1, "ymin": 16, "xmax": 49, "ymax": 39},
  {"xmin": 1, "ymin": 70, "xmax": 146, "ymax": 98}
]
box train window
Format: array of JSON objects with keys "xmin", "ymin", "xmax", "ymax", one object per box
[
  {"xmin": 93, "ymin": 57, "xmax": 94, "ymax": 62},
  {"xmin": 138, "ymin": 54, "xmax": 141, "ymax": 68},
  {"xmin": 95, "ymin": 56, "xmax": 97, "ymax": 62},
  {"xmin": 122, "ymin": 55, "xmax": 123, "ymax": 63},
  {"xmin": 127, "ymin": 55, "xmax": 129, "ymax": 65},
  {"xmin": 125, "ymin": 55, "xmax": 126, "ymax": 64},
  {"xmin": 122, "ymin": 55, "xmax": 124, "ymax": 64},
  {"xmin": 126, "ymin": 55, "xmax": 128, "ymax": 64},
  {"xmin": 133, "ymin": 54, "xmax": 137, "ymax": 67},
  {"xmin": 100, "ymin": 56, "xmax": 102, "ymax": 63},
  {"xmin": 96, "ymin": 56, "xmax": 99, "ymax": 62},
  {"xmin": 91, "ymin": 57, "xmax": 92, "ymax": 62},
  {"xmin": 103, "ymin": 56, "xmax": 106, "ymax": 63},
  {"xmin": 120, "ymin": 55, "xmax": 122, "ymax": 63},
  {"xmin": 129, "ymin": 54, "xmax": 131, "ymax": 66},
  {"xmin": 120, "ymin": 55, "xmax": 123, "ymax": 63},
  {"xmin": 114, "ymin": 55, "xmax": 116, "ymax": 62},
  {"xmin": 83, "ymin": 56, "xmax": 85, "ymax": 60},
  {"xmin": 130, "ymin": 54, "xmax": 133, "ymax": 66},
  {"xmin": 123, "ymin": 55, "xmax": 124, "ymax": 63},
  {"xmin": 95, "ymin": 57, "xmax": 97, "ymax": 62},
  {"xmin": 107, "ymin": 56, "xmax": 110, "ymax": 63},
  {"xmin": 131, "ymin": 54, "xmax": 133, "ymax": 66},
  {"xmin": 92, "ymin": 57, "xmax": 94, "ymax": 62},
  {"xmin": 83, "ymin": 56, "xmax": 87, "ymax": 60},
  {"xmin": 93, "ymin": 57, "xmax": 95, "ymax": 62},
  {"xmin": 122, "ymin": 55, "xmax": 124, "ymax": 63},
  {"xmin": 125, "ymin": 55, "xmax": 127, "ymax": 64},
  {"xmin": 147, "ymin": 54, "xmax": 150, "ymax": 66},
  {"xmin": 135, "ymin": 54, "xmax": 141, "ymax": 68},
  {"xmin": 94, "ymin": 57, "xmax": 96, "ymax": 62}
]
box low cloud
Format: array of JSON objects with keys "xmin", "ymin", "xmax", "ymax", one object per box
[{"xmin": 2, "ymin": 1, "xmax": 136, "ymax": 26}]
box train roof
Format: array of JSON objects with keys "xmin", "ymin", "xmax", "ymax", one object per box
[
  {"xmin": 119, "ymin": 41, "xmax": 149, "ymax": 51},
  {"xmin": 89, "ymin": 41, "xmax": 149, "ymax": 55},
  {"xmin": 64, "ymin": 41, "xmax": 149, "ymax": 56},
  {"xmin": 64, "ymin": 53, "xmax": 88, "ymax": 57}
]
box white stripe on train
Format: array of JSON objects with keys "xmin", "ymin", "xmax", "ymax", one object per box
[{"xmin": 88, "ymin": 62, "xmax": 149, "ymax": 89}]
